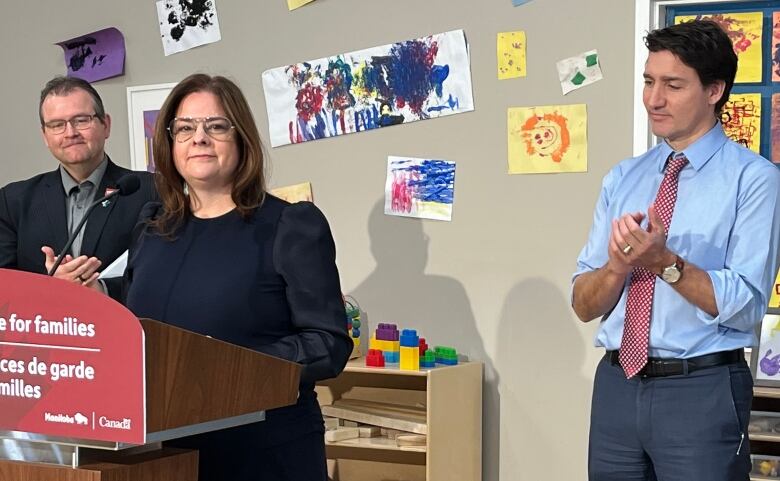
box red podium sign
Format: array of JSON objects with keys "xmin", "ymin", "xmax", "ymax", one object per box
[{"xmin": 0, "ymin": 269, "xmax": 144, "ymax": 444}]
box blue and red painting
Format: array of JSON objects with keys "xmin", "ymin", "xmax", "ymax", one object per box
[
  {"xmin": 384, "ymin": 156, "xmax": 456, "ymax": 221},
  {"xmin": 262, "ymin": 30, "xmax": 474, "ymax": 147}
]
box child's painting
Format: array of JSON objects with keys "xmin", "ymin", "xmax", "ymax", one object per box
[
  {"xmin": 157, "ymin": 0, "xmax": 221, "ymax": 56},
  {"xmin": 384, "ymin": 156, "xmax": 455, "ymax": 221},
  {"xmin": 262, "ymin": 30, "xmax": 474, "ymax": 147},
  {"xmin": 56, "ymin": 27, "xmax": 125, "ymax": 83},
  {"xmin": 721, "ymin": 93, "xmax": 761, "ymax": 153},
  {"xmin": 556, "ymin": 50, "xmax": 603, "ymax": 95},
  {"xmin": 773, "ymin": 12, "xmax": 780, "ymax": 82},
  {"xmin": 288, "ymin": 0, "xmax": 315, "ymax": 10},
  {"xmin": 497, "ymin": 31, "xmax": 526, "ymax": 80},
  {"xmin": 507, "ymin": 104, "xmax": 587, "ymax": 174},
  {"xmin": 143, "ymin": 110, "xmax": 159, "ymax": 173},
  {"xmin": 675, "ymin": 12, "xmax": 762, "ymax": 83},
  {"xmin": 270, "ymin": 182, "xmax": 314, "ymax": 203},
  {"xmin": 772, "ymin": 94, "xmax": 780, "ymax": 163},
  {"xmin": 769, "ymin": 266, "xmax": 780, "ymax": 308},
  {"xmin": 755, "ymin": 315, "xmax": 780, "ymax": 385}
]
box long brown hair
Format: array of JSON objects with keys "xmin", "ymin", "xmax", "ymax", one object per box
[{"xmin": 150, "ymin": 74, "xmax": 266, "ymax": 236}]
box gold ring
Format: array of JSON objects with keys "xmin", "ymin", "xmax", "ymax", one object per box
[{"xmin": 622, "ymin": 244, "xmax": 633, "ymax": 255}]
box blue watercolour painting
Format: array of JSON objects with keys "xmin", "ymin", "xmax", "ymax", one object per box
[{"xmin": 262, "ymin": 30, "xmax": 474, "ymax": 147}]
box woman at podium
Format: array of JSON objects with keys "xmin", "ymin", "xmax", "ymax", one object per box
[{"xmin": 122, "ymin": 74, "xmax": 353, "ymax": 481}]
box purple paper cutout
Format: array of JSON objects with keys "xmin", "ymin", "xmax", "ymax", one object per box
[{"xmin": 56, "ymin": 27, "xmax": 125, "ymax": 83}]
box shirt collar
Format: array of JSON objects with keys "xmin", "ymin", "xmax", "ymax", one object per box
[
  {"xmin": 655, "ymin": 122, "xmax": 728, "ymax": 173},
  {"xmin": 60, "ymin": 156, "xmax": 108, "ymax": 194}
]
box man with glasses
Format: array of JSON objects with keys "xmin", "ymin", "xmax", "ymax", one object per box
[{"xmin": 0, "ymin": 76, "xmax": 155, "ymax": 299}]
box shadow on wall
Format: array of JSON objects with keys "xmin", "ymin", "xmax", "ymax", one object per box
[
  {"xmin": 496, "ymin": 278, "xmax": 591, "ymax": 480},
  {"xmin": 350, "ymin": 199, "xmax": 501, "ymax": 481}
]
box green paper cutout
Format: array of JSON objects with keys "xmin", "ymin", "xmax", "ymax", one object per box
[
  {"xmin": 571, "ymin": 71, "xmax": 586, "ymax": 85},
  {"xmin": 585, "ymin": 53, "xmax": 598, "ymax": 67}
]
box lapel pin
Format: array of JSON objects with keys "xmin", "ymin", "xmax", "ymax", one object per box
[{"xmin": 103, "ymin": 187, "xmax": 118, "ymax": 207}]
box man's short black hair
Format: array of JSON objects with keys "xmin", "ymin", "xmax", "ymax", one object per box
[
  {"xmin": 644, "ymin": 19, "xmax": 737, "ymax": 114},
  {"xmin": 39, "ymin": 76, "xmax": 107, "ymax": 127}
]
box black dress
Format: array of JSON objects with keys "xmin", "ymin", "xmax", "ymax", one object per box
[{"xmin": 124, "ymin": 196, "xmax": 352, "ymax": 481}]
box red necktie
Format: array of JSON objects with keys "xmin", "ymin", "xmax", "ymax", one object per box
[{"xmin": 619, "ymin": 153, "xmax": 688, "ymax": 378}]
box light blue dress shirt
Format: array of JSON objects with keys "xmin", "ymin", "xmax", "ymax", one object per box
[{"xmin": 573, "ymin": 124, "xmax": 780, "ymax": 358}]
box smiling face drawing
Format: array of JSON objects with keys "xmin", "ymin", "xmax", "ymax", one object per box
[{"xmin": 520, "ymin": 112, "xmax": 570, "ymax": 162}]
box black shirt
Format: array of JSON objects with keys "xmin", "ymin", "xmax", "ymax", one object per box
[{"xmin": 124, "ymin": 196, "xmax": 352, "ymax": 476}]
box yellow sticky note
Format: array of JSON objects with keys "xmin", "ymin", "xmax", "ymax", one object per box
[
  {"xmin": 769, "ymin": 269, "xmax": 780, "ymax": 309},
  {"xmin": 508, "ymin": 104, "xmax": 587, "ymax": 174},
  {"xmin": 721, "ymin": 93, "xmax": 761, "ymax": 153},
  {"xmin": 288, "ymin": 0, "xmax": 315, "ymax": 11},
  {"xmin": 675, "ymin": 12, "xmax": 763, "ymax": 83},
  {"xmin": 497, "ymin": 31, "xmax": 526, "ymax": 80},
  {"xmin": 270, "ymin": 182, "xmax": 314, "ymax": 203}
]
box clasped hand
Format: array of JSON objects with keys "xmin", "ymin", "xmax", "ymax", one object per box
[
  {"xmin": 41, "ymin": 246, "xmax": 101, "ymax": 289},
  {"xmin": 608, "ymin": 205, "xmax": 671, "ymax": 276}
]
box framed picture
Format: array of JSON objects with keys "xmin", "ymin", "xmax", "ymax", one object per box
[
  {"xmin": 126, "ymin": 83, "xmax": 175, "ymax": 172},
  {"xmin": 751, "ymin": 314, "xmax": 780, "ymax": 387}
]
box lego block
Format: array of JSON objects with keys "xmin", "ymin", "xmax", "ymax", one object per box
[
  {"xmin": 383, "ymin": 350, "xmax": 400, "ymax": 364},
  {"xmin": 435, "ymin": 346, "xmax": 459, "ymax": 365},
  {"xmin": 400, "ymin": 345, "xmax": 420, "ymax": 371},
  {"xmin": 419, "ymin": 337, "xmax": 429, "ymax": 356},
  {"xmin": 421, "ymin": 349, "xmax": 436, "ymax": 368},
  {"xmin": 400, "ymin": 329, "xmax": 419, "ymax": 348},
  {"xmin": 366, "ymin": 349, "xmax": 385, "ymax": 367},
  {"xmin": 376, "ymin": 323, "xmax": 399, "ymax": 341}
]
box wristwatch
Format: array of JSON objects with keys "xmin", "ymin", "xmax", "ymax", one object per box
[{"xmin": 660, "ymin": 255, "xmax": 685, "ymax": 284}]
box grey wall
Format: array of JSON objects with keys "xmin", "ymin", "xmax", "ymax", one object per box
[{"xmin": 0, "ymin": 1, "xmax": 637, "ymax": 479}]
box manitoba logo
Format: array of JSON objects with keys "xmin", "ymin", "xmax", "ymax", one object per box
[
  {"xmin": 74, "ymin": 412, "xmax": 89, "ymax": 425},
  {"xmin": 44, "ymin": 412, "xmax": 89, "ymax": 426}
]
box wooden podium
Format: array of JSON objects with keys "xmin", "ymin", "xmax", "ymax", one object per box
[{"xmin": 0, "ymin": 269, "xmax": 302, "ymax": 480}]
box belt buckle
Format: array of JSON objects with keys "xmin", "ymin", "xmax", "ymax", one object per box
[{"xmin": 646, "ymin": 359, "xmax": 665, "ymax": 377}]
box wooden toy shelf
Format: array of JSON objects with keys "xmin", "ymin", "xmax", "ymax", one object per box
[
  {"xmin": 751, "ymin": 386, "xmax": 780, "ymax": 479},
  {"xmin": 316, "ymin": 358, "xmax": 483, "ymax": 481}
]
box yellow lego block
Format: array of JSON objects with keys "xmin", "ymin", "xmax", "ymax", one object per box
[{"xmin": 400, "ymin": 346, "xmax": 420, "ymax": 371}]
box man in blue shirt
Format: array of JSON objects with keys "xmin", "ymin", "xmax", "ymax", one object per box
[{"xmin": 573, "ymin": 20, "xmax": 780, "ymax": 481}]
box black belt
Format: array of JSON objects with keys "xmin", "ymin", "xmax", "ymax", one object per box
[{"xmin": 605, "ymin": 349, "xmax": 744, "ymax": 377}]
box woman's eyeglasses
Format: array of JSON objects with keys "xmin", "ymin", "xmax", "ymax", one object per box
[{"xmin": 167, "ymin": 117, "xmax": 235, "ymax": 142}]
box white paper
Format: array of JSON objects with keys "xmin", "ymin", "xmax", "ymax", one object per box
[
  {"xmin": 157, "ymin": 0, "xmax": 221, "ymax": 56},
  {"xmin": 99, "ymin": 250, "xmax": 128, "ymax": 279}
]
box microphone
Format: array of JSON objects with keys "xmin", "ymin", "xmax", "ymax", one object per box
[{"xmin": 47, "ymin": 174, "xmax": 141, "ymax": 276}]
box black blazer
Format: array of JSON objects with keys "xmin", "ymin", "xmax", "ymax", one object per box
[{"xmin": 0, "ymin": 158, "xmax": 156, "ymax": 297}]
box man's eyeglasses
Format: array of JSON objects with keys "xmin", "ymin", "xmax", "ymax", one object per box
[
  {"xmin": 168, "ymin": 117, "xmax": 235, "ymax": 143},
  {"xmin": 43, "ymin": 114, "xmax": 100, "ymax": 135}
]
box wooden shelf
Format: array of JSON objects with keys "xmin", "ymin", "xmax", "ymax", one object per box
[
  {"xmin": 753, "ymin": 433, "xmax": 780, "ymax": 443},
  {"xmin": 317, "ymin": 359, "xmax": 482, "ymax": 481},
  {"xmin": 341, "ymin": 358, "xmax": 431, "ymax": 377},
  {"xmin": 326, "ymin": 436, "xmax": 427, "ymax": 453},
  {"xmin": 755, "ymin": 386, "xmax": 780, "ymax": 399}
]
